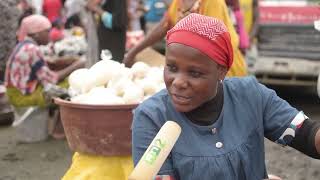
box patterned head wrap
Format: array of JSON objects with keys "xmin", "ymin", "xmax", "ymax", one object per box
[
  {"xmin": 166, "ymin": 13, "xmax": 233, "ymax": 69},
  {"xmin": 18, "ymin": 15, "xmax": 52, "ymax": 41}
]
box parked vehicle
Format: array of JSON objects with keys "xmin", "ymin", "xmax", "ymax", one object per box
[{"xmin": 251, "ymin": 0, "xmax": 320, "ymax": 87}]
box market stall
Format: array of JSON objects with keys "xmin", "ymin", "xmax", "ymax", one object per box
[
  {"xmin": 41, "ymin": 29, "xmax": 88, "ymax": 71},
  {"xmin": 55, "ymin": 48, "xmax": 165, "ymax": 180}
]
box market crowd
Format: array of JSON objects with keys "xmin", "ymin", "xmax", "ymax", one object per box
[{"xmin": 2, "ymin": 1, "xmax": 320, "ymax": 180}]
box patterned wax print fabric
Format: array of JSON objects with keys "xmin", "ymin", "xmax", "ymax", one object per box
[
  {"xmin": 132, "ymin": 76, "xmax": 304, "ymax": 180},
  {"xmin": 166, "ymin": 13, "xmax": 233, "ymax": 69},
  {"xmin": 5, "ymin": 38, "xmax": 58, "ymax": 95}
]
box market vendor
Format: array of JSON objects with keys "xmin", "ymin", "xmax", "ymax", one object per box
[
  {"xmin": 5, "ymin": 14, "xmax": 85, "ymax": 140},
  {"xmin": 62, "ymin": 14, "xmax": 319, "ymax": 180},
  {"xmin": 132, "ymin": 13, "xmax": 320, "ymax": 180},
  {"xmin": 123, "ymin": 0, "xmax": 247, "ymax": 77}
]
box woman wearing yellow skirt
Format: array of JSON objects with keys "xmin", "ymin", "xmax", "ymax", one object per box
[{"xmin": 5, "ymin": 15, "xmax": 84, "ymax": 140}]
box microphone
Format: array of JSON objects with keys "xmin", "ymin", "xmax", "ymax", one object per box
[{"xmin": 129, "ymin": 121, "xmax": 181, "ymax": 180}]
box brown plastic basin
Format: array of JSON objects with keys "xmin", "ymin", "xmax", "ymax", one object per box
[{"xmin": 54, "ymin": 98, "xmax": 138, "ymax": 156}]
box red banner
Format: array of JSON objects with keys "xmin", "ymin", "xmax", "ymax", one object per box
[{"xmin": 259, "ymin": 5, "xmax": 320, "ymax": 24}]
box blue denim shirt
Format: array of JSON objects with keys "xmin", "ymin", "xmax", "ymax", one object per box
[{"xmin": 132, "ymin": 76, "xmax": 299, "ymax": 180}]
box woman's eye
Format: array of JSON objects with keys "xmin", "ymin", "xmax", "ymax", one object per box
[
  {"xmin": 189, "ymin": 71, "xmax": 202, "ymax": 78},
  {"xmin": 167, "ymin": 64, "xmax": 177, "ymax": 72}
]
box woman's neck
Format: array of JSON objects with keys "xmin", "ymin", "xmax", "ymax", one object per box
[
  {"xmin": 185, "ymin": 83, "xmax": 224, "ymax": 126},
  {"xmin": 24, "ymin": 36, "xmax": 38, "ymax": 45}
]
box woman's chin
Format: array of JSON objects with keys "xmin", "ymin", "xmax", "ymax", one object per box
[{"xmin": 172, "ymin": 102, "xmax": 194, "ymax": 113}]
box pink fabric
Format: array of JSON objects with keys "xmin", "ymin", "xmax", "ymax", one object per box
[
  {"xmin": 166, "ymin": 13, "xmax": 234, "ymax": 69},
  {"xmin": 5, "ymin": 39, "xmax": 58, "ymax": 94},
  {"xmin": 18, "ymin": 15, "xmax": 52, "ymax": 42},
  {"xmin": 234, "ymin": 9, "xmax": 250, "ymax": 49},
  {"xmin": 50, "ymin": 27, "xmax": 64, "ymax": 42}
]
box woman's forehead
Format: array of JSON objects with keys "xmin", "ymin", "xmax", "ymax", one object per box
[{"xmin": 166, "ymin": 43, "xmax": 218, "ymax": 67}]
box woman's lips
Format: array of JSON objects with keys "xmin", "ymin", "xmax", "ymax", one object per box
[{"xmin": 171, "ymin": 94, "xmax": 192, "ymax": 105}]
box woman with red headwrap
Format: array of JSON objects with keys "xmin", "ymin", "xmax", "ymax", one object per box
[
  {"xmin": 132, "ymin": 13, "xmax": 320, "ymax": 180},
  {"xmin": 124, "ymin": 0, "xmax": 247, "ymax": 77}
]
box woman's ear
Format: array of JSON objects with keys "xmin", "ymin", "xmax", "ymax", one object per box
[{"xmin": 217, "ymin": 65, "xmax": 228, "ymax": 81}]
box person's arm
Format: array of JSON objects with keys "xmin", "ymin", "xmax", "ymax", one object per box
[
  {"xmin": 86, "ymin": 0, "xmax": 104, "ymax": 15},
  {"xmin": 163, "ymin": 0, "xmax": 173, "ymax": 8},
  {"xmin": 289, "ymin": 118, "xmax": 320, "ymax": 159},
  {"xmin": 123, "ymin": 16, "xmax": 170, "ymax": 67},
  {"xmin": 55, "ymin": 58, "xmax": 85, "ymax": 81},
  {"xmin": 87, "ymin": 0, "xmax": 127, "ymax": 30},
  {"xmin": 87, "ymin": 0, "xmax": 112, "ymax": 28},
  {"xmin": 257, "ymin": 79, "xmax": 320, "ymax": 159},
  {"xmin": 249, "ymin": 0, "xmax": 259, "ymax": 42}
]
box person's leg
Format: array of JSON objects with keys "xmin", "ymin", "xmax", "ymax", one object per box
[
  {"xmin": 46, "ymin": 79, "xmax": 69, "ymax": 139},
  {"xmin": 48, "ymin": 108, "xmax": 65, "ymax": 139}
]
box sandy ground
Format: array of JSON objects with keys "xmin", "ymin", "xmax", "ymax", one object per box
[
  {"xmin": 0, "ymin": 130, "xmax": 72, "ymax": 180},
  {"xmin": 0, "ymin": 86, "xmax": 319, "ymax": 180},
  {"xmin": 264, "ymin": 86, "xmax": 320, "ymax": 180}
]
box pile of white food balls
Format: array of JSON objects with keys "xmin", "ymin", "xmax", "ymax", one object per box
[
  {"xmin": 54, "ymin": 36, "xmax": 88, "ymax": 57},
  {"xmin": 68, "ymin": 51, "xmax": 166, "ymax": 105}
]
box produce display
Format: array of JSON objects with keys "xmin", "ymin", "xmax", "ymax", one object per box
[
  {"xmin": 68, "ymin": 51, "xmax": 165, "ymax": 105},
  {"xmin": 40, "ymin": 34, "xmax": 88, "ymax": 61},
  {"xmin": 53, "ymin": 36, "xmax": 87, "ymax": 57}
]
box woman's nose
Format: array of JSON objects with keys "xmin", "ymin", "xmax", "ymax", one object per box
[{"xmin": 172, "ymin": 73, "xmax": 188, "ymax": 89}]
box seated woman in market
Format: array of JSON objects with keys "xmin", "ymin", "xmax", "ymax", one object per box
[
  {"xmin": 5, "ymin": 15, "xmax": 85, "ymax": 137},
  {"xmin": 131, "ymin": 13, "xmax": 320, "ymax": 180}
]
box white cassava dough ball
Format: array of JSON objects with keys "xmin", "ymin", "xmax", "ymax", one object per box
[{"xmin": 131, "ymin": 61, "xmax": 150, "ymax": 80}]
